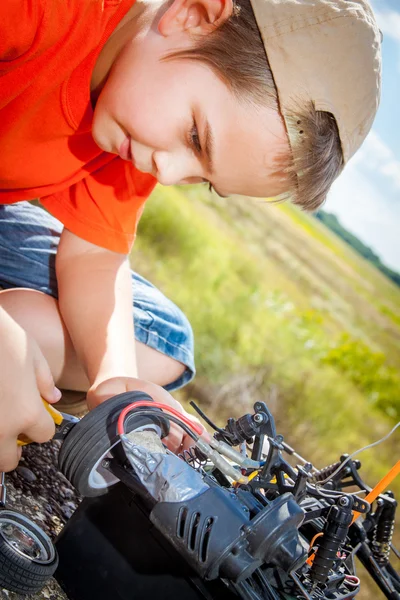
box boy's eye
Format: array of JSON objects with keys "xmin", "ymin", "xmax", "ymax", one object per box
[{"xmin": 190, "ymin": 121, "xmax": 202, "ymax": 154}]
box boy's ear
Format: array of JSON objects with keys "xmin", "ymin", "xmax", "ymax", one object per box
[{"xmin": 158, "ymin": 0, "xmax": 233, "ymax": 36}]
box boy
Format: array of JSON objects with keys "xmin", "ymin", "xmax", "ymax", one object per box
[{"xmin": 0, "ymin": 0, "xmax": 381, "ymax": 472}]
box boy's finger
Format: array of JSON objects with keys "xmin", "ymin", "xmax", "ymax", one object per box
[
  {"xmin": 0, "ymin": 441, "xmax": 22, "ymax": 473},
  {"xmin": 182, "ymin": 411, "xmax": 210, "ymax": 441},
  {"xmin": 181, "ymin": 434, "xmax": 195, "ymax": 453},
  {"xmin": 180, "ymin": 424, "xmax": 211, "ymax": 452},
  {"xmin": 23, "ymin": 404, "xmax": 56, "ymax": 445},
  {"xmin": 163, "ymin": 422, "xmax": 184, "ymax": 453},
  {"xmin": 33, "ymin": 345, "xmax": 61, "ymax": 403}
]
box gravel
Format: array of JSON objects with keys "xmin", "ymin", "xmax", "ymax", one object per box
[{"xmin": 0, "ymin": 441, "xmax": 82, "ymax": 600}]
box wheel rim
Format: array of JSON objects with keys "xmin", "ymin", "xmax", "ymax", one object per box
[
  {"xmin": 87, "ymin": 423, "xmax": 162, "ymax": 490},
  {"xmin": 0, "ymin": 512, "xmax": 55, "ymax": 563}
]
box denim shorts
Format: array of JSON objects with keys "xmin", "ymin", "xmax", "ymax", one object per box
[{"xmin": 0, "ymin": 202, "xmax": 195, "ymax": 391}]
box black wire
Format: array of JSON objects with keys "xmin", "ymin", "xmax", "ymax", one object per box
[
  {"xmin": 189, "ymin": 400, "xmax": 232, "ymax": 438},
  {"xmin": 121, "ymin": 409, "xmax": 199, "ymax": 442}
]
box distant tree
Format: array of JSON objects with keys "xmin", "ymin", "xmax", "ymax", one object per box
[{"xmin": 315, "ymin": 211, "xmax": 400, "ymax": 287}]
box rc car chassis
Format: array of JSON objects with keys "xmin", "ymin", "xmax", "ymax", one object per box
[{"xmin": 1, "ymin": 391, "xmax": 399, "ymax": 599}]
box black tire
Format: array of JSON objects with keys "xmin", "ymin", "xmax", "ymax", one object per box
[
  {"xmin": 58, "ymin": 391, "xmax": 170, "ymax": 498},
  {"xmin": 0, "ymin": 509, "xmax": 58, "ymax": 594}
]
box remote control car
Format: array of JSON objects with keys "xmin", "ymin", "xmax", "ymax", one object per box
[
  {"xmin": 56, "ymin": 391, "xmax": 400, "ymax": 600},
  {"xmin": 1, "ymin": 391, "xmax": 399, "ymax": 598}
]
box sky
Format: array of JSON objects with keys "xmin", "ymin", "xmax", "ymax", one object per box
[{"xmin": 324, "ymin": 0, "xmax": 400, "ymax": 272}]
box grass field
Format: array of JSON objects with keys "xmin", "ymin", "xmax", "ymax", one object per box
[{"xmin": 132, "ymin": 184, "xmax": 400, "ymax": 598}]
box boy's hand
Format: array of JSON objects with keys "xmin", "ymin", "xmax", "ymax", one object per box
[
  {"xmin": 87, "ymin": 376, "xmax": 208, "ymax": 453},
  {"xmin": 0, "ymin": 308, "xmax": 61, "ymax": 472}
]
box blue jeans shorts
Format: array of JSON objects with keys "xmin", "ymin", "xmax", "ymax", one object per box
[{"xmin": 0, "ymin": 202, "xmax": 195, "ymax": 391}]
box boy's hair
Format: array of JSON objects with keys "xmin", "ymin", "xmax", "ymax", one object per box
[{"xmin": 166, "ymin": 0, "xmax": 344, "ymax": 211}]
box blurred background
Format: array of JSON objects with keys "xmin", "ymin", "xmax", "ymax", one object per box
[{"xmin": 133, "ymin": 3, "xmax": 399, "ymax": 595}]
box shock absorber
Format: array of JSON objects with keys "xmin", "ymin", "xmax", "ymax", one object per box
[
  {"xmin": 309, "ymin": 495, "xmax": 353, "ymax": 587},
  {"xmin": 311, "ymin": 461, "xmax": 342, "ymax": 484},
  {"xmin": 312, "ymin": 456, "xmax": 361, "ymax": 484},
  {"xmin": 372, "ymin": 492, "xmax": 397, "ymax": 566}
]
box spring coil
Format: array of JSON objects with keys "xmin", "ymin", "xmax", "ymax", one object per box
[
  {"xmin": 311, "ymin": 461, "xmax": 342, "ymax": 484},
  {"xmin": 372, "ymin": 495, "xmax": 397, "ymax": 566}
]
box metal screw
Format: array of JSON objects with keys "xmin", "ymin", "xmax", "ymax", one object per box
[
  {"xmin": 101, "ymin": 459, "xmax": 111, "ymax": 469},
  {"xmin": 242, "ymin": 525, "xmax": 252, "ymax": 534},
  {"xmin": 253, "ymin": 413, "xmax": 264, "ymax": 424},
  {"xmin": 339, "ymin": 496, "xmax": 350, "ymax": 507}
]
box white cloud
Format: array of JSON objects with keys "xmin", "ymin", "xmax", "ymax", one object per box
[
  {"xmin": 373, "ymin": 8, "xmax": 400, "ymax": 43},
  {"xmin": 325, "ymin": 151, "xmax": 400, "ymax": 272},
  {"xmin": 381, "ymin": 162, "xmax": 400, "ymax": 189},
  {"xmin": 352, "ymin": 130, "xmax": 400, "ymax": 192}
]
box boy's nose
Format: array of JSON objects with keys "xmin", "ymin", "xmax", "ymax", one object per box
[{"xmin": 153, "ymin": 150, "xmax": 199, "ymax": 186}]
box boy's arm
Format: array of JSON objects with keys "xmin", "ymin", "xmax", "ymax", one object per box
[
  {"xmin": 56, "ymin": 228, "xmax": 138, "ymax": 390},
  {"xmin": 56, "ymin": 228, "xmax": 206, "ymax": 451},
  {"xmin": 56, "ymin": 229, "xmax": 207, "ymax": 451}
]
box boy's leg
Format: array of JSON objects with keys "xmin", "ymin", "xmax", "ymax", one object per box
[
  {"xmin": 0, "ymin": 202, "xmax": 195, "ymax": 392},
  {"xmin": 0, "ymin": 288, "xmax": 189, "ymax": 390}
]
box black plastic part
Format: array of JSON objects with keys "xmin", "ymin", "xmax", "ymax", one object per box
[
  {"xmin": 0, "ymin": 509, "xmax": 58, "ymax": 594},
  {"xmin": 310, "ymin": 497, "xmax": 353, "ymax": 586},
  {"xmin": 150, "ymin": 489, "xmax": 306, "ymax": 582},
  {"xmin": 215, "ymin": 415, "xmax": 259, "ymax": 446},
  {"xmin": 356, "ymin": 541, "xmax": 400, "ymax": 599},
  {"xmin": 55, "ymin": 483, "xmax": 238, "ymax": 600},
  {"xmin": 58, "ymin": 391, "xmax": 170, "ymax": 497}
]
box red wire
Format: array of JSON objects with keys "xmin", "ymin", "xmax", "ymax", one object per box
[{"xmin": 117, "ymin": 401, "xmax": 204, "ymax": 436}]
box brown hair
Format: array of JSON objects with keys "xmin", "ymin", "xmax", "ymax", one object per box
[{"xmin": 165, "ymin": 0, "xmax": 344, "ymax": 211}]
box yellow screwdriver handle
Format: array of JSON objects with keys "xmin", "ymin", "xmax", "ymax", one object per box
[
  {"xmin": 17, "ymin": 399, "xmax": 64, "ymax": 446},
  {"xmin": 41, "ymin": 399, "xmax": 64, "ymax": 426}
]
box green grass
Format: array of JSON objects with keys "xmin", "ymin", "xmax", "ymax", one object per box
[{"xmin": 133, "ymin": 184, "xmax": 400, "ymax": 504}]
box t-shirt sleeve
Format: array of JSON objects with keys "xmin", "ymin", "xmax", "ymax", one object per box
[
  {"xmin": 0, "ymin": 0, "xmax": 43, "ymax": 62},
  {"xmin": 40, "ymin": 158, "xmax": 157, "ymax": 254}
]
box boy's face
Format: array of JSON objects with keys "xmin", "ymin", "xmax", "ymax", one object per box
[{"xmin": 92, "ymin": 3, "xmax": 290, "ymax": 199}]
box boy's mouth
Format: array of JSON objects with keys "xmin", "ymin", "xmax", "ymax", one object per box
[
  {"xmin": 119, "ymin": 136, "xmax": 132, "ymax": 162},
  {"xmin": 119, "ymin": 137, "xmax": 155, "ymax": 176}
]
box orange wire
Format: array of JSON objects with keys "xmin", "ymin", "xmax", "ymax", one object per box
[
  {"xmin": 306, "ymin": 533, "xmax": 324, "ymax": 566},
  {"xmin": 309, "ymin": 532, "xmax": 324, "ymax": 551}
]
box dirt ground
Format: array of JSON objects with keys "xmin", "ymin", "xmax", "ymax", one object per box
[{"xmin": 0, "ymin": 441, "xmax": 81, "ymax": 600}]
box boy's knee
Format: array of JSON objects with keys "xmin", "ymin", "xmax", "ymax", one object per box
[
  {"xmin": 0, "ymin": 288, "xmax": 60, "ymax": 336},
  {"xmin": 135, "ymin": 341, "xmax": 187, "ymax": 388}
]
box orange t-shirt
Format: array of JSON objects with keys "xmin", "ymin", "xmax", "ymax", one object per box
[{"xmin": 0, "ymin": 0, "xmax": 157, "ymax": 253}]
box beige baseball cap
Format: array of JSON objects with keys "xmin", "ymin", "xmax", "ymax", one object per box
[{"xmin": 249, "ymin": 0, "xmax": 382, "ymax": 163}]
